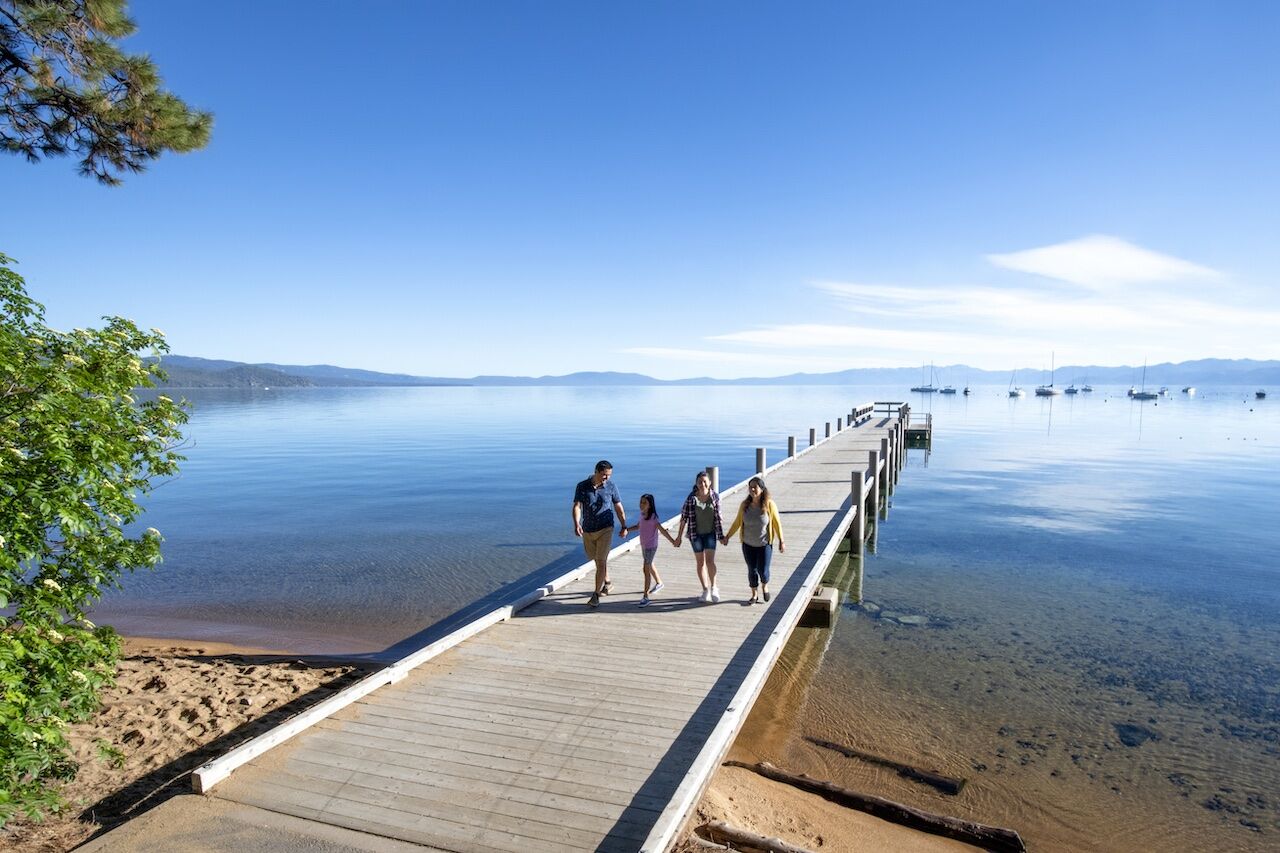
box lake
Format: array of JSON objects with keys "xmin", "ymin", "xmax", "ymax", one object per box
[{"xmin": 103, "ymin": 384, "xmax": 1277, "ymax": 849}]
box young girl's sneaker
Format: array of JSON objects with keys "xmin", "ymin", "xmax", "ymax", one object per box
[
  {"xmin": 650, "ymin": 581, "xmax": 664, "ymax": 594},
  {"xmin": 637, "ymin": 597, "xmax": 651, "ymax": 607}
]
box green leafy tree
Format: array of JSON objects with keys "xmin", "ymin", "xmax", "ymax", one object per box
[
  {"xmin": 0, "ymin": 253, "xmax": 187, "ymax": 822},
  {"xmin": 1, "ymin": 0, "xmax": 212, "ymax": 184}
]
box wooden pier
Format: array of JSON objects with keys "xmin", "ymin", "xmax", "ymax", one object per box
[{"xmin": 192, "ymin": 402, "xmax": 913, "ymax": 852}]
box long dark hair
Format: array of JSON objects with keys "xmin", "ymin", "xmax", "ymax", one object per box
[
  {"xmin": 640, "ymin": 493, "xmax": 658, "ymax": 520},
  {"xmin": 741, "ymin": 476, "xmax": 771, "ymax": 512}
]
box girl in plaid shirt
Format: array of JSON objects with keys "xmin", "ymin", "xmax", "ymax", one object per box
[{"xmin": 674, "ymin": 470, "xmax": 725, "ymax": 603}]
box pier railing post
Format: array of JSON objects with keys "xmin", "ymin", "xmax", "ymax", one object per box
[
  {"xmin": 895, "ymin": 419, "xmax": 903, "ymax": 477},
  {"xmin": 880, "ymin": 437, "xmax": 891, "ymax": 516},
  {"xmin": 706, "ymin": 465, "xmax": 719, "ymax": 493},
  {"xmin": 885, "ymin": 432, "xmax": 895, "ymax": 495},
  {"xmin": 825, "ymin": 422, "xmax": 831, "ymax": 438},
  {"xmin": 755, "ymin": 448, "xmax": 766, "ymax": 474},
  {"xmin": 787, "ymin": 436, "xmax": 796, "ymax": 458},
  {"xmin": 851, "ymin": 469, "xmax": 866, "ymax": 565},
  {"xmin": 868, "ymin": 449, "xmax": 880, "ymax": 552},
  {"xmin": 809, "ymin": 427, "xmax": 816, "ymax": 447}
]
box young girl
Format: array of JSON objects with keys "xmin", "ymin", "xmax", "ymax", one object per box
[
  {"xmin": 674, "ymin": 471, "xmax": 725, "ymax": 602},
  {"xmin": 624, "ymin": 494, "xmax": 677, "ymax": 607},
  {"xmin": 722, "ymin": 476, "xmax": 785, "ymax": 604}
]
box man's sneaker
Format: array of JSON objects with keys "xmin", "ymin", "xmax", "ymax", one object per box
[
  {"xmin": 710, "ymin": 586, "xmax": 721, "ymax": 603},
  {"xmin": 637, "ymin": 597, "xmax": 651, "ymax": 607},
  {"xmin": 588, "ymin": 593, "xmax": 600, "ymax": 608},
  {"xmin": 699, "ymin": 588, "xmax": 711, "ymax": 603},
  {"xmin": 650, "ymin": 581, "xmax": 665, "ymax": 594},
  {"xmin": 763, "ymin": 591, "xmax": 770, "ymax": 602},
  {"xmin": 601, "ymin": 580, "xmax": 613, "ymax": 595}
]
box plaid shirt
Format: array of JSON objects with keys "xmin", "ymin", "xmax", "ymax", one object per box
[{"xmin": 681, "ymin": 490, "xmax": 724, "ymax": 540}]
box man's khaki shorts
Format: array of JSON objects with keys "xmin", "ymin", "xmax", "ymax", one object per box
[{"xmin": 582, "ymin": 527, "xmax": 613, "ymax": 562}]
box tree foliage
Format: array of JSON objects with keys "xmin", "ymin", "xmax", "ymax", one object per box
[
  {"xmin": 0, "ymin": 253, "xmax": 187, "ymax": 822},
  {"xmin": 1, "ymin": 0, "xmax": 211, "ymax": 184}
]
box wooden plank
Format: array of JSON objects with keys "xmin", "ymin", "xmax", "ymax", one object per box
[
  {"xmin": 362, "ymin": 689, "xmax": 719, "ymax": 739},
  {"xmin": 314, "ymin": 718, "xmax": 673, "ymax": 776},
  {"xmin": 352, "ymin": 696, "xmax": 702, "ymax": 751},
  {"xmin": 227, "ymin": 769, "xmax": 574, "ymax": 853},
  {"xmin": 287, "ymin": 733, "xmax": 671, "ymax": 808},
  {"xmin": 337, "ymin": 704, "xmax": 677, "ymax": 762},
  {"xmin": 381, "ymin": 681, "xmax": 717, "ymax": 729},
  {"xmin": 297, "ymin": 725, "xmax": 657, "ymax": 793},
  {"xmin": 252, "ymin": 764, "xmax": 644, "ymax": 850},
  {"xmin": 281, "ymin": 752, "xmax": 662, "ymax": 834},
  {"xmin": 390, "ymin": 665, "xmax": 744, "ymax": 708}
]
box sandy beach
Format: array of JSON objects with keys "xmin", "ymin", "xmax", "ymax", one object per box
[
  {"xmin": 0, "ymin": 637, "xmax": 363, "ymax": 853},
  {"xmin": 0, "ymin": 635, "xmax": 978, "ymax": 853}
]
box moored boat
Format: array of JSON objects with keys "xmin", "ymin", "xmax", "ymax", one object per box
[{"xmin": 1034, "ymin": 352, "xmax": 1062, "ymax": 396}]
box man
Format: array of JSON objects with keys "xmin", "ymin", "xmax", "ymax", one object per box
[{"xmin": 572, "ymin": 459, "xmax": 628, "ymax": 607}]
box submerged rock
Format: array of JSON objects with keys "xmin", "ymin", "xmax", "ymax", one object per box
[{"xmin": 1114, "ymin": 722, "xmax": 1162, "ymax": 747}]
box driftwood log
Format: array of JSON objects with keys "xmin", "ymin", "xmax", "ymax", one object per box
[
  {"xmin": 725, "ymin": 760, "xmax": 1027, "ymax": 853},
  {"xmin": 699, "ymin": 820, "xmax": 817, "ymax": 853},
  {"xmin": 806, "ymin": 736, "xmax": 967, "ymax": 795}
]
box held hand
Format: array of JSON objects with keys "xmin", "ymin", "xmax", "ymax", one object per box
[
  {"xmin": 619, "ymin": 525, "xmax": 629, "ymax": 538},
  {"xmin": 719, "ymin": 536, "xmax": 729, "ymax": 546},
  {"xmin": 674, "ymin": 536, "xmax": 682, "ymax": 548}
]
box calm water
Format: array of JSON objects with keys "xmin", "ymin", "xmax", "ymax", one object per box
[{"xmin": 102, "ymin": 385, "xmax": 1278, "ymax": 847}]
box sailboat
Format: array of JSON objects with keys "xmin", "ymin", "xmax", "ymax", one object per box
[
  {"xmin": 1008, "ymin": 369, "xmax": 1025, "ymax": 397},
  {"xmin": 910, "ymin": 362, "xmax": 938, "ymax": 393},
  {"xmin": 1035, "ymin": 353, "xmax": 1062, "ymax": 396},
  {"xmin": 1132, "ymin": 360, "xmax": 1158, "ymax": 400}
]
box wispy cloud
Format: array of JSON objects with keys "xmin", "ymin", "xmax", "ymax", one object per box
[
  {"xmin": 630, "ymin": 235, "xmax": 1272, "ymax": 375},
  {"xmin": 985, "ymin": 235, "xmax": 1221, "ymax": 289}
]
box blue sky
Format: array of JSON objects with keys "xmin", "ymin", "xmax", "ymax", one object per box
[{"xmin": 3, "ymin": 1, "xmax": 1278, "ymax": 379}]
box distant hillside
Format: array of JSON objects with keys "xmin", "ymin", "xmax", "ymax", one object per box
[
  {"xmin": 154, "ymin": 361, "xmax": 315, "ymax": 388},
  {"xmin": 149, "ymin": 355, "xmax": 1280, "ymax": 388}
]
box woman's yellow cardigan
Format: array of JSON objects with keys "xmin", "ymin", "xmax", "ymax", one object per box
[{"xmin": 724, "ymin": 498, "xmax": 784, "ymax": 546}]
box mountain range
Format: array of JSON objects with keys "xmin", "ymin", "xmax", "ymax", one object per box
[{"xmin": 151, "ymin": 356, "xmax": 1280, "ymax": 388}]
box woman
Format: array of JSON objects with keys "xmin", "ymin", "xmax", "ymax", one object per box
[
  {"xmin": 674, "ymin": 470, "xmax": 725, "ymax": 603},
  {"xmin": 722, "ymin": 476, "xmax": 785, "ymax": 604}
]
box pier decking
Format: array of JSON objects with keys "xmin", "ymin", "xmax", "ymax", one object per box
[{"xmin": 193, "ymin": 404, "xmax": 910, "ymax": 852}]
